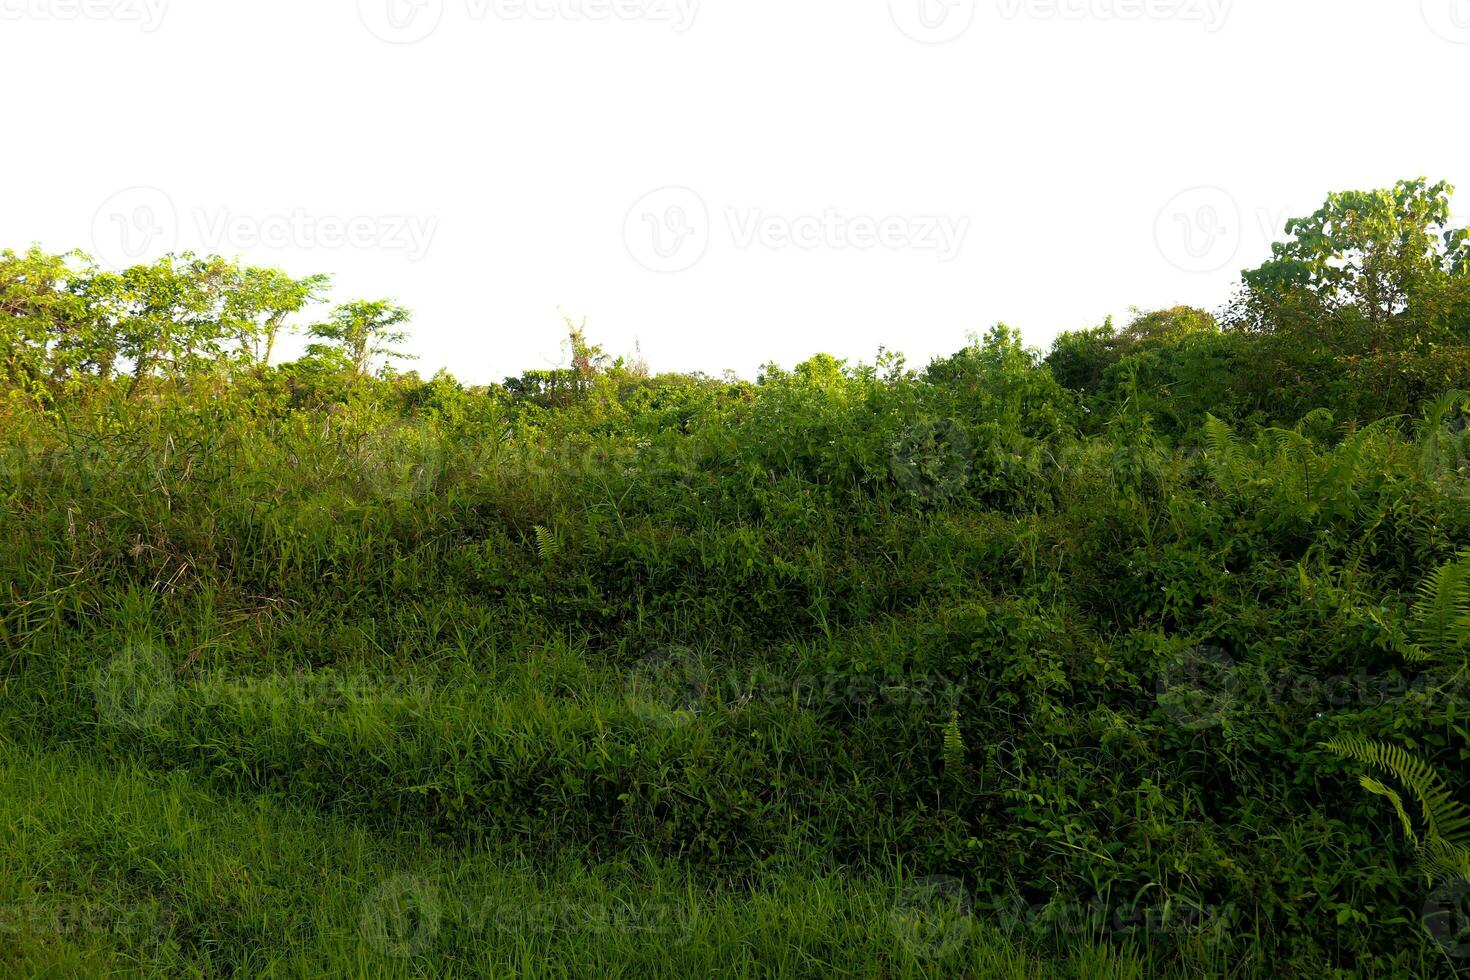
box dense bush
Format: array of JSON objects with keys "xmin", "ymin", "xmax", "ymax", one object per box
[{"xmin": 4, "ymin": 178, "xmax": 1470, "ymax": 975}]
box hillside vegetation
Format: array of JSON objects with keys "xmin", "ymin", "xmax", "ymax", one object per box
[{"xmin": 3, "ymin": 178, "xmax": 1470, "ymax": 976}]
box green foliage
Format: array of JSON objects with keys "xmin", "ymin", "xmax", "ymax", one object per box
[
  {"xmin": 1048, "ymin": 308, "xmax": 1237, "ymax": 433},
  {"xmin": 1239, "ymin": 178, "xmax": 1467, "ymax": 330},
  {"xmin": 308, "ymin": 298, "xmax": 415, "ymax": 378},
  {"xmin": 7, "ymin": 178, "xmax": 1470, "ymax": 975},
  {"xmin": 1220, "ymin": 178, "xmax": 1470, "ymax": 422},
  {"xmin": 941, "ymin": 709, "xmax": 966, "ymax": 787},
  {"xmin": 1324, "ymin": 737, "xmax": 1470, "ymax": 881},
  {"xmin": 1044, "ymin": 316, "xmax": 1120, "ymax": 396},
  {"xmin": 0, "ymin": 246, "xmax": 392, "ymax": 401},
  {"xmin": 1408, "ymin": 554, "xmax": 1470, "ymax": 660}
]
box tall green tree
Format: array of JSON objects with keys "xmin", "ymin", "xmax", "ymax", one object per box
[
  {"xmin": 1235, "ymin": 177, "xmax": 1469, "ymax": 345},
  {"xmin": 81, "ymin": 253, "xmax": 246, "ymax": 395},
  {"xmin": 223, "ymin": 267, "xmax": 331, "ymax": 369},
  {"xmin": 307, "ymin": 300, "xmax": 414, "ymax": 378},
  {"xmin": 1229, "ymin": 178, "xmax": 1470, "ymax": 418},
  {"xmin": 0, "ymin": 248, "xmax": 89, "ymax": 395}
]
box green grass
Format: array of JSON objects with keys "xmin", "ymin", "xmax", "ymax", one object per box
[
  {"xmin": 4, "ymin": 348, "xmax": 1470, "ymax": 976},
  {"xmin": 10, "ymin": 186, "xmax": 1470, "ymax": 975},
  {"xmin": 0, "ymin": 744, "xmax": 1166, "ymax": 978}
]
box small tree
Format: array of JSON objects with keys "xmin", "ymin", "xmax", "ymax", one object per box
[
  {"xmin": 1229, "ymin": 178, "xmax": 1470, "ymax": 417},
  {"xmin": 225, "ymin": 267, "xmax": 331, "ymax": 369},
  {"xmin": 1235, "ymin": 178, "xmax": 1469, "ymax": 342},
  {"xmin": 115, "ymin": 253, "xmax": 242, "ymax": 396},
  {"xmin": 565, "ymin": 314, "xmax": 608, "ymax": 390},
  {"xmin": 1045, "ymin": 317, "xmax": 1120, "ymax": 396},
  {"xmin": 0, "ymin": 248, "xmax": 90, "ymax": 394},
  {"xmin": 308, "ymin": 300, "xmax": 414, "ymax": 378},
  {"xmin": 1119, "ymin": 305, "xmax": 1218, "ymax": 346}
]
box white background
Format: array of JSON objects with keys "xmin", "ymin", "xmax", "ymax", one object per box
[{"xmin": 3, "ymin": 0, "xmax": 1468, "ymax": 383}]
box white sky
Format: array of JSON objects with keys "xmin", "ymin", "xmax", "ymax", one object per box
[{"xmin": 3, "ymin": 0, "xmax": 1468, "ymax": 383}]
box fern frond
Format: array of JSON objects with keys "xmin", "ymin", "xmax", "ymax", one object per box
[
  {"xmin": 942, "ymin": 710, "xmax": 966, "ymax": 779},
  {"xmin": 1325, "ymin": 737, "xmax": 1470, "ymax": 848},
  {"xmin": 1202, "ymin": 415, "xmax": 1241, "ymax": 486},
  {"xmin": 533, "ymin": 525, "xmax": 561, "ymax": 562},
  {"xmin": 1275, "ymin": 429, "xmax": 1316, "ymax": 466},
  {"xmin": 1359, "ymin": 776, "xmax": 1420, "ymax": 850},
  {"xmin": 1314, "ymin": 423, "xmax": 1383, "ymax": 503},
  {"xmin": 1425, "ymin": 836, "xmax": 1470, "ymax": 883},
  {"xmin": 1412, "ymin": 557, "xmax": 1470, "ymax": 660},
  {"xmin": 1418, "ymin": 389, "xmax": 1469, "ymax": 440}
]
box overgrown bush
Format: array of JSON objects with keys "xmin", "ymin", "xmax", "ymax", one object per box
[{"xmin": 5, "ymin": 178, "xmax": 1470, "ymax": 975}]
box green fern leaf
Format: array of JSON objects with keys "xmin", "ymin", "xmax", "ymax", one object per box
[
  {"xmin": 1202, "ymin": 415, "xmax": 1240, "ymax": 486},
  {"xmin": 533, "ymin": 525, "xmax": 561, "ymax": 563},
  {"xmin": 1412, "ymin": 557, "xmax": 1470, "ymax": 659},
  {"xmin": 942, "ymin": 710, "xmax": 966, "ymax": 779},
  {"xmin": 1359, "ymin": 776, "xmax": 1420, "ymax": 850},
  {"xmin": 1325, "ymin": 737, "xmax": 1470, "ymax": 849}
]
